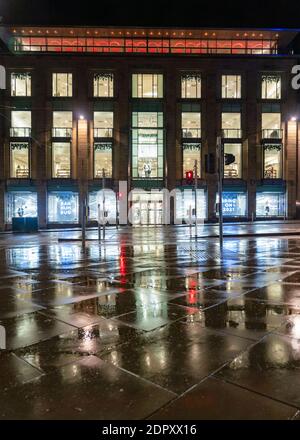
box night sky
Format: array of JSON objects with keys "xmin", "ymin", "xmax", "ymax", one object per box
[{"xmin": 1, "ymin": 0, "xmax": 300, "ymax": 29}]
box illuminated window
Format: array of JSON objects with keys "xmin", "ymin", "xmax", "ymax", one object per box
[
  {"xmin": 182, "ymin": 112, "xmax": 201, "ymax": 138},
  {"xmin": 263, "ymin": 144, "xmax": 282, "ymax": 178},
  {"xmin": 183, "ymin": 143, "xmax": 201, "ymax": 177},
  {"xmin": 262, "ymin": 113, "xmax": 281, "ymax": 139},
  {"xmin": 10, "ymin": 111, "xmax": 31, "ymax": 137},
  {"xmin": 11, "ymin": 73, "xmax": 31, "ymax": 96},
  {"xmin": 224, "ymin": 143, "xmax": 242, "ymax": 178},
  {"xmin": 52, "ymin": 73, "xmax": 72, "ymax": 97},
  {"xmin": 261, "ymin": 75, "xmax": 281, "ymax": 99},
  {"xmin": 222, "ymin": 75, "xmax": 241, "ymax": 99},
  {"xmin": 181, "ymin": 74, "xmax": 201, "ymax": 98},
  {"xmin": 221, "ymin": 112, "xmax": 241, "ymax": 138},
  {"xmin": 10, "ymin": 142, "xmax": 30, "ymax": 178},
  {"xmin": 94, "ymin": 143, "xmax": 112, "ymax": 178},
  {"xmin": 52, "ymin": 111, "xmax": 72, "ymax": 137},
  {"xmin": 6, "ymin": 192, "xmax": 37, "ymax": 222},
  {"xmin": 48, "ymin": 192, "xmax": 79, "ymax": 223},
  {"xmin": 132, "ymin": 74, "xmax": 163, "ymax": 98},
  {"xmin": 93, "ymin": 73, "xmax": 114, "ymax": 97},
  {"xmin": 217, "ymin": 192, "xmax": 247, "ymax": 217},
  {"xmin": 132, "ymin": 112, "xmax": 164, "ymax": 179},
  {"xmin": 94, "ymin": 112, "xmax": 113, "ymax": 137},
  {"xmin": 52, "ymin": 142, "xmax": 71, "ymax": 178},
  {"xmin": 256, "ymin": 193, "xmax": 285, "ymax": 216}
]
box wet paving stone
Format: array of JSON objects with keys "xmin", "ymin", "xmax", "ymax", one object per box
[
  {"xmin": 180, "ymin": 300, "xmax": 285, "ymax": 341},
  {"xmin": 245, "ymin": 283, "xmax": 300, "ymax": 306},
  {"xmin": 112, "ymin": 303, "xmax": 197, "ymax": 332},
  {"xmin": 216, "ymin": 333, "xmax": 300, "ymax": 408},
  {"xmin": 0, "ymin": 355, "xmax": 175, "ymax": 420},
  {"xmin": 0, "ymin": 352, "xmax": 42, "ymax": 389},
  {"xmin": 2, "ymin": 231, "xmax": 300, "ymax": 419},
  {"xmin": 15, "ymin": 321, "xmax": 142, "ymax": 372},
  {"xmin": 0, "ymin": 296, "xmax": 45, "ymax": 319},
  {"xmin": 101, "ymin": 321, "xmax": 252, "ymax": 394},
  {"xmin": 149, "ymin": 377, "xmax": 297, "ymax": 420},
  {"xmin": 0, "ymin": 312, "xmax": 76, "ymax": 350}
]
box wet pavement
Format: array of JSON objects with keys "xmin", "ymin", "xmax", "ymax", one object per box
[{"xmin": 1, "ymin": 226, "xmax": 300, "ymax": 419}]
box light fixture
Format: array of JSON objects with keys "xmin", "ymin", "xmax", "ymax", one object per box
[
  {"xmin": 290, "ymin": 116, "xmax": 297, "ymax": 122},
  {"xmin": 79, "ymin": 115, "xmax": 85, "ymax": 120}
]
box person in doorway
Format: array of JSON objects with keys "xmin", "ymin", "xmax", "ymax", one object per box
[{"xmin": 265, "ymin": 201, "xmax": 270, "ymax": 216}]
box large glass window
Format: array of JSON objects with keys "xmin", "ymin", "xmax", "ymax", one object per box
[
  {"xmin": 183, "ymin": 143, "xmax": 201, "ymax": 177},
  {"xmin": 93, "ymin": 73, "xmax": 114, "ymax": 97},
  {"xmin": 132, "ymin": 111, "xmax": 164, "ymax": 179},
  {"xmin": 94, "ymin": 111, "xmax": 113, "ymax": 137},
  {"xmin": 261, "ymin": 74, "xmax": 281, "ymax": 100},
  {"xmin": 48, "ymin": 192, "xmax": 79, "ymax": 223},
  {"xmin": 262, "ymin": 113, "xmax": 281, "ymax": 139},
  {"xmin": 11, "ymin": 73, "xmax": 31, "ymax": 96},
  {"xmin": 182, "ymin": 112, "xmax": 201, "ymax": 138},
  {"xmin": 256, "ymin": 193, "xmax": 285, "ymax": 216},
  {"xmin": 52, "ymin": 111, "xmax": 72, "ymax": 137},
  {"xmin": 6, "ymin": 192, "xmax": 37, "ymax": 222},
  {"xmin": 222, "ymin": 75, "xmax": 241, "ymax": 99},
  {"xmin": 11, "ymin": 111, "xmax": 31, "ymax": 137},
  {"xmin": 181, "ymin": 74, "xmax": 201, "ymax": 98},
  {"xmin": 89, "ymin": 191, "xmax": 116, "ymax": 223},
  {"xmin": 52, "ymin": 73, "xmax": 72, "ymax": 97},
  {"xmin": 52, "ymin": 142, "xmax": 71, "ymax": 178},
  {"xmin": 222, "ymin": 112, "xmax": 241, "ymax": 138},
  {"xmin": 263, "ymin": 144, "xmax": 282, "ymax": 178},
  {"xmin": 94, "ymin": 143, "xmax": 112, "ymax": 178},
  {"xmin": 224, "ymin": 143, "xmax": 242, "ymax": 178},
  {"xmin": 10, "ymin": 142, "xmax": 30, "ymax": 178},
  {"xmin": 219, "ymin": 192, "xmax": 247, "ymax": 217},
  {"xmin": 132, "ymin": 74, "xmax": 163, "ymax": 98},
  {"xmin": 175, "ymin": 189, "xmax": 207, "ymax": 223}
]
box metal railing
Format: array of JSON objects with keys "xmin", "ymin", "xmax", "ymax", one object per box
[
  {"xmin": 182, "ymin": 128, "xmax": 201, "ymax": 138},
  {"xmin": 262, "ymin": 129, "xmax": 283, "ymax": 140},
  {"xmin": 222, "ymin": 129, "xmax": 242, "ymax": 139},
  {"xmin": 52, "ymin": 127, "xmax": 72, "ymax": 138},
  {"xmin": 10, "ymin": 127, "xmax": 31, "ymax": 137},
  {"xmin": 94, "ymin": 128, "xmax": 113, "ymax": 138}
]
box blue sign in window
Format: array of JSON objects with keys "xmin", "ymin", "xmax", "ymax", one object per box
[{"xmin": 222, "ymin": 192, "xmax": 247, "ymax": 217}]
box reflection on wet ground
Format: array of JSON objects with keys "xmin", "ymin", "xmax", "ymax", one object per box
[{"xmin": 1, "ymin": 229, "xmax": 300, "ymax": 419}]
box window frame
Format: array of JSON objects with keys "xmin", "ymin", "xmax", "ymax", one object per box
[
  {"xmin": 9, "ymin": 141, "xmax": 31, "ymax": 179},
  {"xmin": 262, "ymin": 143, "xmax": 283, "ymax": 179},
  {"xmin": 93, "ymin": 142, "xmax": 113, "ymax": 179},
  {"xmin": 221, "ymin": 74, "xmax": 242, "ymax": 99},
  {"xmin": 261, "ymin": 74, "xmax": 281, "ymax": 100},
  {"xmin": 51, "ymin": 141, "xmax": 72, "ymax": 179},
  {"xmin": 52, "ymin": 72, "xmax": 73, "ymax": 98},
  {"xmin": 181, "ymin": 74, "xmax": 201, "ymax": 99},
  {"xmin": 182, "ymin": 143, "xmax": 201, "ymax": 178},
  {"xmin": 11, "ymin": 72, "xmax": 32, "ymax": 97},
  {"xmin": 132, "ymin": 73, "xmax": 164, "ymax": 98},
  {"xmin": 223, "ymin": 142, "xmax": 243, "ymax": 179},
  {"xmin": 93, "ymin": 73, "xmax": 114, "ymax": 98}
]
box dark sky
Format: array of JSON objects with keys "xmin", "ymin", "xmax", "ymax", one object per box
[{"xmin": 1, "ymin": 0, "xmax": 300, "ymax": 28}]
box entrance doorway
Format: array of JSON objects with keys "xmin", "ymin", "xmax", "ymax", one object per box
[{"xmin": 131, "ymin": 192, "xmax": 163, "ymax": 226}]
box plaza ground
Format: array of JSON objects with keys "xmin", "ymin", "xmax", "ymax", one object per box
[{"xmin": 1, "ymin": 223, "xmax": 300, "ymax": 419}]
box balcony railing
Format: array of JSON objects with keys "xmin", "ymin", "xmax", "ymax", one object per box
[
  {"xmin": 95, "ymin": 169, "xmax": 112, "ymax": 178},
  {"xmin": 52, "ymin": 127, "xmax": 72, "ymax": 138},
  {"xmin": 182, "ymin": 128, "xmax": 201, "ymax": 138},
  {"xmin": 10, "ymin": 127, "xmax": 31, "ymax": 137},
  {"xmin": 53, "ymin": 168, "xmax": 71, "ymax": 178},
  {"xmin": 222, "ymin": 129, "xmax": 242, "ymax": 139},
  {"xmin": 14, "ymin": 168, "xmax": 30, "ymax": 178},
  {"xmin": 94, "ymin": 128, "xmax": 113, "ymax": 138},
  {"xmin": 262, "ymin": 129, "xmax": 283, "ymax": 140}
]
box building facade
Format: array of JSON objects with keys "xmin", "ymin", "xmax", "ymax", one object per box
[{"xmin": 0, "ymin": 25, "xmax": 300, "ymax": 229}]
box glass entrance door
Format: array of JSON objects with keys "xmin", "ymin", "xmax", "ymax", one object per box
[{"xmin": 131, "ymin": 192, "xmax": 163, "ymax": 226}]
